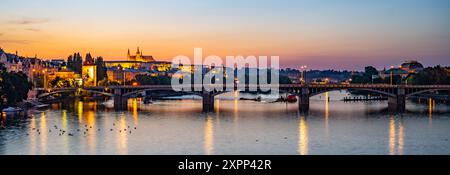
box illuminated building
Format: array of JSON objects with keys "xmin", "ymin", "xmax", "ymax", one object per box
[
  {"xmin": 127, "ymin": 47, "xmax": 154, "ymax": 62},
  {"xmin": 106, "ymin": 68, "xmax": 151, "ymax": 84},
  {"xmin": 105, "ymin": 61, "xmax": 142, "ymax": 69},
  {"xmin": 399, "ymin": 60, "xmax": 424, "ymax": 73},
  {"xmin": 48, "ymin": 69, "xmax": 78, "ymax": 79},
  {"xmin": 104, "ymin": 48, "xmax": 158, "ymax": 70},
  {"xmin": 0, "ymin": 51, "xmax": 22, "ymax": 72},
  {"xmin": 380, "ymin": 61, "xmax": 424, "ymax": 80},
  {"xmin": 45, "ymin": 69, "xmax": 82, "ymax": 88},
  {"xmin": 104, "ymin": 49, "xmax": 176, "ymax": 82},
  {"xmin": 103, "ymin": 49, "xmax": 200, "ymax": 83},
  {"xmin": 82, "ymin": 65, "xmax": 97, "ymax": 86},
  {"xmin": 380, "ymin": 68, "xmax": 409, "ymax": 79}
]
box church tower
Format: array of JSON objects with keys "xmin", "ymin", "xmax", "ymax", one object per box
[
  {"xmin": 126, "ymin": 47, "xmax": 154, "ymax": 62},
  {"xmin": 136, "ymin": 47, "xmax": 142, "ymax": 61},
  {"xmin": 127, "ymin": 49, "xmax": 131, "ymax": 60}
]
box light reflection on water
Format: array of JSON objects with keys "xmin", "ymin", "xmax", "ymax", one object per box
[
  {"xmin": 298, "ymin": 115, "xmax": 308, "ymax": 155},
  {"xmin": 0, "ymin": 91, "xmax": 450, "ymax": 155},
  {"xmin": 388, "ymin": 116, "xmax": 405, "ymax": 155},
  {"xmin": 204, "ymin": 115, "xmax": 214, "ymax": 155}
]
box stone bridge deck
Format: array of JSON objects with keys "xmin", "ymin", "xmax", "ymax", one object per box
[{"xmin": 36, "ymin": 84, "xmax": 450, "ymax": 112}]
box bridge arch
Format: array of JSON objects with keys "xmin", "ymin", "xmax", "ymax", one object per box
[
  {"xmin": 308, "ymin": 88, "xmax": 396, "ymax": 98},
  {"xmin": 38, "ymin": 89, "xmax": 76, "ymax": 98},
  {"xmin": 122, "ymin": 88, "xmax": 203, "ymax": 98},
  {"xmin": 38, "ymin": 88, "xmax": 114, "ymax": 98},
  {"xmin": 406, "ymin": 88, "xmax": 450, "ymax": 97}
]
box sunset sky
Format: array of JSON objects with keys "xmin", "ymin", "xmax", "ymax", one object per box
[{"xmin": 0, "ymin": 0, "xmax": 449, "ymax": 70}]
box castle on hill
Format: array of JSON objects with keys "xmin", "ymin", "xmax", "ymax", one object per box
[{"xmin": 127, "ymin": 47, "xmax": 154, "ymax": 62}]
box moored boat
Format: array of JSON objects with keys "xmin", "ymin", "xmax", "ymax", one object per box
[
  {"xmin": 2, "ymin": 107, "xmax": 24, "ymax": 114},
  {"xmin": 286, "ymin": 95, "xmax": 298, "ymax": 103}
]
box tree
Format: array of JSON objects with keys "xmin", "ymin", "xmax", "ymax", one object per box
[
  {"xmin": 95, "ymin": 56, "xmax": 107, "ymax": 82},
  {"xmin": 135, "ymin": 74, "xmax": 171, "ymax": 85},
  {"xmin": 0, "ymin": 63, "xmax": 33, "ymax": 107},
  {"xmin": 351, "ymin": 66, "xmax": 382, "ymax": 84},
  {"xmin": 49, "ymin": 76, "xmax": 75, "ymax": 88},
  {"xmin": 67, "ymin": 55, "xmax": 73, "ymax": 70},
  {"xmin": 364, "ymin": 66, "xmax": 378, "ymax": 77},
  {"xmin": 410, "ymin": 66, "xmax": 450, "ymax": 85},
  {"xmin": 0, "ymin": 63, "xmax": 7, "ymax": 105},
  {"xmin": 67, "ymin": 53, "xmax": 82, "ymax": 74}
]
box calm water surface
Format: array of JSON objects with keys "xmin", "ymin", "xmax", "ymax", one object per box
[{"xmin": 1, "ymin": 91, "xmax": 449, "ymax": 155}]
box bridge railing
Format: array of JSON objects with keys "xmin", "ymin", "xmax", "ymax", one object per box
[{"xmin": 36, "ymin": 84, "xmax": 450, "ymax": 92}]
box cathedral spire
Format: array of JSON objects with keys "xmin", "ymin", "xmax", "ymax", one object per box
[{"xmin": 127, "ymin": 49, "xmax": 131, "ymax": 60}]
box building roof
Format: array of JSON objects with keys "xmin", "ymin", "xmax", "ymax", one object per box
[
  {"xmin": 384, "ymin": 68, "xmax": 409, "ymax": 74},
  {"xmin": 105, "ymin": 60, "xmax": 143, "ymax": 63},
  {"xmin": 400, "ymin": 60, "xmax": 424, "ymax": 70}
]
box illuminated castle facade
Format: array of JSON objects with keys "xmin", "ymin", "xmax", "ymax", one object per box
[{"xmin": 127, "ymin": 47, "xmax": 155, "ymax": 62}]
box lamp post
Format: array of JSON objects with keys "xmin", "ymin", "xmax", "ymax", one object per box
[
  {"xmin": 390, "ymin": 66, "xmax": 394, "ymax": 85},
  {"xmin": 300, "ymin": 65, "xmax": 307, "ymax": 85},
  {"xmin": 42, "ymin": 69, "xmax": 47, "ymax": 89}
]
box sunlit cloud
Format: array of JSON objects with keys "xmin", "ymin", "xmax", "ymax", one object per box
[
  {"xmin": 8, "ymin": 18, "xmax": 50, "ymax": 25},
  {"xmin": 0, "ymin": 0, "xmax": 448, "ymax": 69},
  {"xmin": 0, "ymin": 39, "xmax": 32, "ymax": 44},
  {"xmin": 25, "ymin": 28, "xmax": 41, "ymax": 32}
]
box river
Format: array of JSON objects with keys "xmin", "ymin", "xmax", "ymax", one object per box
[{"xmin": 1, "ymin": 91, "xmax": 449, "ymax": 155}]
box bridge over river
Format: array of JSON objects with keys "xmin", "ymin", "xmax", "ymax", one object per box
[{"xmin": 35, "ymin": 84, "xmax": 450, "ymax": 112}]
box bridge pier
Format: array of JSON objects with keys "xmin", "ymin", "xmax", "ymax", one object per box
[
  {"xmin": 114, "ymin": 96, "xmax": 128, "ymax": 110},
  {"xmin": 113, "ymin": 89, "xmax": 128, "ymax": 110},
  {"xmin": 298, "ymin": 87, "xmax": 310, "ymax": 112},
  {"xmin": 202, "ymin": 92, "xmax": 215, "ymax": 112},
  {"xmin": 388, "ymin": 88, "xmax": 406, "ymax": 112}
]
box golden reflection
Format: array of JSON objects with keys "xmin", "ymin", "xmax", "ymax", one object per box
[
  {"xmin": 389, "ymin": 116, "xmax": 405, "ymax": 155},
  {"xmin": 215, "ymin": 98, "xmax": 220, "ymax": 114},
  {"xmin": 398, "ymin": 120, "xmax": 404, "ymax": 155},
  {"xmin": 204, "ymin": 115, "xmax": 214, "ymax": 155},
  {"xmin": 62, "ymin": 110, "xmax": 69, "ymax": 154},
  {"xmin": 29, "ymin": 115, "xmax": 36, "ymax": 155},
  {"xmin": 233, "ymin": 91, "xmax": 239, "ymax": 126},
  {"xmin": 86, "ymin": 111, "xmax": 96, "ymax": 128},
  {"xmin": 132, "ymin": 98, "xmax": 139, "ymax": 126},
  {"xmin": 39, "ymin": 112, "xmax": 47, "ymax": 154},
  {"xmin": 77, "ymin": 100, "xmax": 83, "ymax": 123},
  {"xmin": 62, "ymin": 110, "xmax": 68, "ymax": 129},
  {"xmin": 428, "ymin": 98, "xmax": 433, "ymax": 117},
  {"xmin": 215, "ymin": 99, "xmax": 221, "ymax": 124},
  {"xmin": 1, "ymin": 112, "xmax": 6, "ymax": 124},
  {"xmin": 324, "ymin": 92, "xmax": 329, "ymax": 137},
  {"xmin": 117, "ymin": 114, "xmax": 128, "ymax": 154},
  {"xmin": 428, "ymin": 98, "xmax": 433, "ymax": 127},
  {"xmin": 298, "ymin": 116, "xmax": 309, "ymax": 155},
  {"xmin": 389, "ymin": 116, "xmax": 396, "ymax": 155},
  {"xmin": 86, "ymin": 111, "xmax": 96, "ymax": 154},
  {"xmin": 233, "ymin": 90, "xmax": 239, "ymax": 112}
]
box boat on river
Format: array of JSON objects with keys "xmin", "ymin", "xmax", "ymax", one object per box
[{"xmin": 2, "ymin": 107, "xmax": 24, "ymax": 114}]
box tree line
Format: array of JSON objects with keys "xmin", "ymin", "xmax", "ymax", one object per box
[
  {"xmin": 351, "ymin": 66, "xmax": 450, "ymax": 85},
  {"xmin": 0, "ymin": 63, "xmax": 32, "ymax": 108}
]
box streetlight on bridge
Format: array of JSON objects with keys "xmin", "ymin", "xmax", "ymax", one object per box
[
  {"xmin": 390, "ymin": 66, "xmax": 394, "ymax": 85},
  {"xmin": 300, "ymin": 65, "xmax": 307, "ymax": 85}
]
